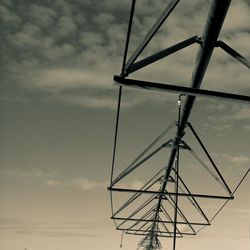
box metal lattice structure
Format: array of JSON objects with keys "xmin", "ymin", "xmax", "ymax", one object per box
[{"xmin": 108, "ymin": 0, "xmax": 250, "ymax": 249}]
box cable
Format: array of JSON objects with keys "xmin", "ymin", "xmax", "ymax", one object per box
[
  {"xmin": 121, "ymin": 0, "xmax": 136, "ymax": 75},
  {"xmin": 210, "ymin": 167, "xmax": 250, "ymax": 223},
  {"xmin": 183, "ymin": 142, "xmax": 228, "ymax": 192},
  {"xmin": 110, "ymin": 86, "xmax": 122, "ymax": 186},
  {"xmin": 110, "ymin": 86, "xmax": 122, "ymax": 229},
  {"xmin": 112, "ymin": 138, "xmax": 173, "ymax": 186},
  {"xmin": 110, "ymin": 0, "xmax": 136, "ymax": 185},
  {"xmin": 124, "ymin": 122, "xmax": 175, "ymax": 172},
  {"xmin": 111, "ymin": 124, "xmax": 175, "ymax": 186},
  {"xmin": 120, "ymin": 230, "xmax": 124, "ymax": 248},
  {"xmin": 196, "ymin": 167, "xmax": 250, "ymax": 234},
  {"xmin": 173, "ymin": 95, "xmax": 182, "ymax": 250},
  {"xmin": 110, "ymin": 191, "xmax": 118, "ymax": 228}
]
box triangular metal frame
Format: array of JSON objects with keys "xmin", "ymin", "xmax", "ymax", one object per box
[{"xmin": 109, "ymin": 1, "xmax": 250, "ymax": 249}]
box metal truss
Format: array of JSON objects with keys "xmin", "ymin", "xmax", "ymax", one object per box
[{"xmin": 108, "ymin": 0, "xmax": 250, "ymax": 249}]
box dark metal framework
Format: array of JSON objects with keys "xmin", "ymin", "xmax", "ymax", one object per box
[{"xmin": 108, "ymin": 0, "xmax": 250, "ymax": 249}]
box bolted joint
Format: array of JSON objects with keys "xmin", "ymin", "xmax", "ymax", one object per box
[{"xmin": 196, "ymin": 36, "xmax": 203, "ymax": 45}]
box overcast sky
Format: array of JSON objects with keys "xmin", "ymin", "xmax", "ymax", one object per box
[{"xmin": 0, "ymin": 0, "xmax": 249, "ymax": 250}]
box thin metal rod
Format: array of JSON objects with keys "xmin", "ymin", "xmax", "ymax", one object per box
[
  {"xmin": 124, "ymin": 207, "xmax": 157, "ymax": 231},
  {"xmin": 210, "ymin": 167, "xmax": 250, "ymax": 222},
  {"xmin": 182, "ymin": 140, "xmax": 227, "ymax": 192},
  {"xmin": 135, "ymin": 221, "xmax": 153, "ymax": 234},
  {"xmin": 116, "ymin": 123, "xmax": 174, "ymax": 182},
  {"xmin": 113, "ymin": 166, "xmax": 165, "ymax": 216},
  {"xmin": 217, "ymin": 40, "xmax": 250, "ymax": 69},
  {"xmin": 167, "ymin": 195, "xmax": 196, "ymax": 234},
  {"xmin": 116, "ymin": 195, "xmax": 156, "ymax": 228},
  {"xmin": 129, "ymin": 211, "xmax": 157, "ymax": 232},
  {"xmin": 108, "ymin": 187, "xmax": 234, "ymax": 200},
  {"xmin": 121, "ymin": 0, "xmax": 136, "ymax": 74},
  {"xmin": 119, "ymin": 228, "xmax": 195, "ymax": 236},
  {"xmin": 117, "ymin": 195, "xmax": 157, "ymax": 228},
  {"xmin": 187, "ymin": 122, "xmax": 232, "ymax": 195},
  {"xmin": 113, "ymin": 75, "xmax": 250, "ymax": 103},
  {"xmin": 125, "ymin": 0, "xmax": 180, "ymax": 71},
  {"xmin": 125, "ymin": 232, "xmax": 183, "ymax": 238},
  {"xmin": 120, "ymin": 230, "xmax": 124, "ymax": 248},
  {"xmin": 109, "ymin": 86, "xmax": 123, "ymax": 228},
  {"xmin": 112, "ymin": 139, "xmax": 172, "ymax": 186},
  {"xmin": 127, "ymin": 36, "xmax": 200, "ymax": 74},
  {"xmin": 161, "ymin": 205, "xmax": 182, "ymax": 236},
  {"xmin": 110, "ymin": 87, "xmax": 122, "ymax": 185},
  {"xmin": 173, "ymin": 98, "xmax": 182, "ymax": 250},
  {"xmin": 158, "ymin": 216, "xmax": 172, "ymax": 236},
  {"xmin": 161, "ymin": 205, "xmax": 180, "ymax": 233},
  {"xmin": 196, "ymin": 167, "xmax": 250, "ymax": 234},
  {"xmin": 112, "ymin": 217, "xmax": 209, "ymax": 226},
  {"xmin": 171, "ymin": 167, "xmax": 210, "ymax": 223},
  {"xmin": 111, "ymin": 121, "xmax": 174, "ymax": 186},
  {"xmin": 109, "ymin": 191, "xmax": 118, "ymax": 227}
]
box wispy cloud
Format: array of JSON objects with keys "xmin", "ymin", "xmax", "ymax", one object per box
[
  {"xmin": 243, "ymin": 124, "xmax": 250, "ymax": 130},
  {"xmin": 229, "ymin": 107, "xmax": 250, "ymax": 120},
  {"xmin": 222, "ymin": 153, "xmax": 250, "ymax": 164},
  {"xmin": 44, "ymin": 177, "xmax": 107, "ymax": 190},
  {"xmin": 28, "ymin": 69, "xmax": 113, "ymax": 90},
  {"xmin": 2, "ymin": 167, "xmax": 147, "ymax": 192},
  {"xmin": 72, "ymin": 177, "xmax": 108, "ymax": 190},
  {"xmin": 45, "ymin": 177, "xmax": 147, "ymax": 191},
  {"xmin": 15, "ymin": 229, "xmax": 100, "ymax": 238},
  {"xmin": 3, "ymin": 168, "xmax": 57, "ymax": 179},
  {"xmin": 115, "ymin": 180, "xmax": 146, "ymax": 190},
  {"xmin": 222, "ymin": 1, "xmax": 250, "ymax": 33},
  {"xmin": 0, "ymin": 217, "xmax": 107, "ymax": 238},
  {"xmin": 1, "ymin": 0, "xmax": 249, "ymax": 109}
]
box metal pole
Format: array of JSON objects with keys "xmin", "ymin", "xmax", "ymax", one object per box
[
  {"xmin": 161, "ymin": 0, "xmax": 232, "ymax": 196},
  {"xmin": 148, "ymin": 1, "xmax": 232, "ymax": 248},
  {"xmin": 173, "ymin": 96, "xmax": 182, "ymax": 250}
]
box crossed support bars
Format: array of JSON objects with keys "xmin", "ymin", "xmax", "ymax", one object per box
[
  {"xmin": 124, "ymin": 36, "xmax": 249, "ymax": 76},
  {"xmin": 109, "ymin": 0, "xmax": 249, "ymax": 249},
  {"xmin": 109, "ymin": 120, "xmax": 249, "ymax": 249}
]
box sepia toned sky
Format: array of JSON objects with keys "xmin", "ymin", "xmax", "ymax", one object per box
[{"xmin": 0, "ymin": 0, "xmax": 249, "ymax": 249}]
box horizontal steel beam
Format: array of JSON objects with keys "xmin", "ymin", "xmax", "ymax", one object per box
[
  {"xmin": 118, "ymin": 228, "xmax": 196, "ymax": 235},
  {"xmin": 114, "ymin": 75, "xmax": 250, "ymax": 103},
  {"xmin": 112, "ymin": 217, "xmax": 210, "ymax": 226},
  {"xmin": 125, "ymin": 232, "xmax": 183, "ymax": 238},
  {"xmin": 108, "ymin": 187, "xmax": 234, "ymax": 200}
]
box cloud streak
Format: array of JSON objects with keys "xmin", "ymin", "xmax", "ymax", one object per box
[
  {"xmin": 1, "ymin": 0, "xmax": 249, "ymax": 109},
  {"xmin": 0, "ymin": 217, "xmax": 107, "ymax": 238},
  {"xmin": 222, "ymin": 153, "xmax": 250, "ymax": 164}
]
